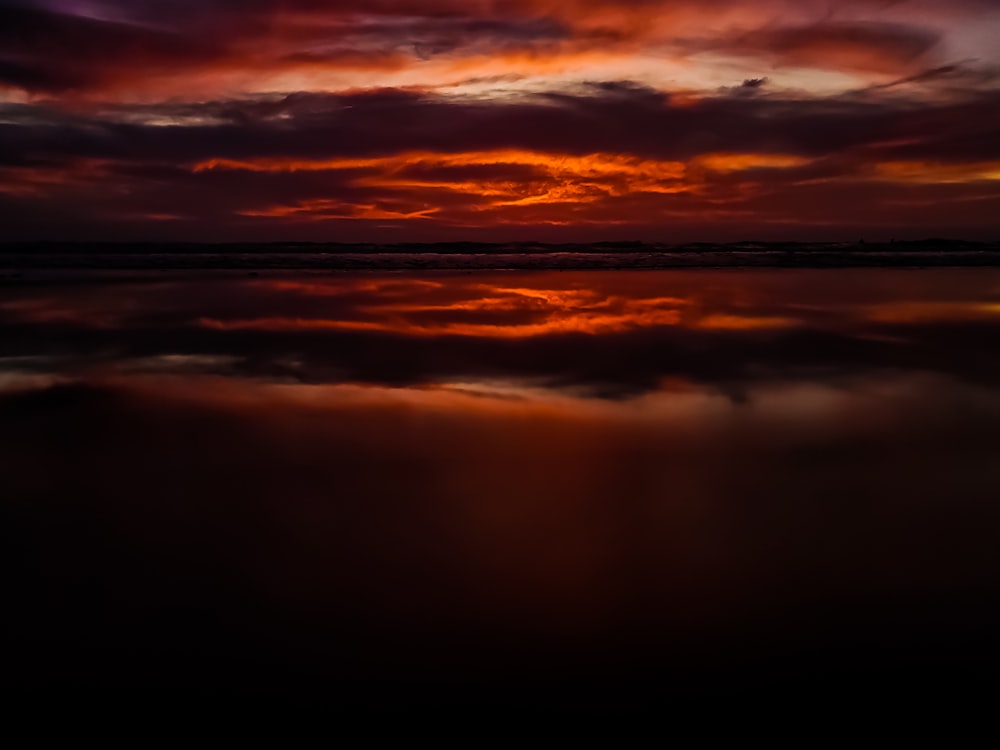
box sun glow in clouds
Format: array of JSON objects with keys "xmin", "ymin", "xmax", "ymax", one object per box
[{"xmin": 0, "ymin": 0, "xmax": 998, "ymax": 239}]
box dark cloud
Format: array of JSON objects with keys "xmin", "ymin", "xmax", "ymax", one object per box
[
  {"xmin": 2, "ymin": 84, "xmax": 997, "ymax": 165},
  {"xmin": 0, "ymin": 81, "xmax": 997, "ymax": 241},
  {"xmin": 0, "ymin": 5, "xmax": 218, "ymax": 92}
]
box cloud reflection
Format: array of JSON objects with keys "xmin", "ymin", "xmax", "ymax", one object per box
[
  {"xmin": 4, "ymin": 268, "xmax": 1000, "ymax": 707},
  {"xmin": 3, "ymin": 268, "xmax": 1000, "ymax": 396}
]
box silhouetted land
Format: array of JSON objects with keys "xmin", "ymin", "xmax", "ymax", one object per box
[{"xmin": 1, "ymin": 239, "xmax": 999, "ymax": 270}]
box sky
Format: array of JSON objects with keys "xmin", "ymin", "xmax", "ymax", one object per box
[{"xmin": 0, "ymin": 0, "xmax": 999, "ymax": 242}]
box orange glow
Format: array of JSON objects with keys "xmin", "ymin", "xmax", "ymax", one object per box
[
  {"xmin": 694, "ymin": 314, "xmax": 799, "ymax": 330},
  {"xmin": 194, "ymin": 149, "xmax": 821, "ymax": 224},
  {"xmin": 198, "ymin": 312, "xmax": 683, "ymax": 338},
  {"xmin": 9, "ymin": 270, "xmax": 999, "ymax": 346},
  {"xmin": 193, "ymin": 150, "xmax": 690, "ymax": 178},
  {"xmin": 693, "ymin": 153, "xmax": 812, "ymax": 173},
  {"xmin": 864, "ymin": 301, "xmax": 1000, "ymax": 324},
  {"xmin": 192, "ymin": 149, "xmax": 816, "ymax": 180},
  {"xmin": 193, "ymin": 278, "xmax": 812, "ymax": 338},
  {"xmin": 239, "ymin": 199, "xmax": 440, "ymax": 221},
  {"xmin": 872, "ymin": 161, "xmax": 1000, "ymax": 184},
  {"xmin": 4, "ymin": 0, "xmax": 999, "ymax": 241},
  {"xmin": 197, "ymin": 291, "xmax": 687, "ymax": 338}
]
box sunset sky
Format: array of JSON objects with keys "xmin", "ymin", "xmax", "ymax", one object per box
[{"xmin": 1, "ymin": 0, "xmax": 999, "ymax": 242}]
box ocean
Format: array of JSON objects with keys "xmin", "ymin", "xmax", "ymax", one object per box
[{"xmin": 3, "ymin": 259, "xmax": 1000, "ymax": 713}]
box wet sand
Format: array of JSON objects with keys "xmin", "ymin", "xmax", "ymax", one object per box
[{"xmin": 3, "ymin": 267, "xmax": 1000, "ymax": 714}]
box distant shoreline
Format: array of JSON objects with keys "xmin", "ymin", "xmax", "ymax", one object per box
[
  {"xmin": 2, "ymin": 239, "xmax": 998, "ymax": 253},
  {"xmin": 1, "ymin": 240, "xmax": 999, "ymax": 271}
]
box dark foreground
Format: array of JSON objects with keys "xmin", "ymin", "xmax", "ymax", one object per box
[{"xmin": 3, "ymin": 268, "xmax": 1000, "ymax": 715}]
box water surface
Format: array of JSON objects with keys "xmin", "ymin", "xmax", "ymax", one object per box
[{"xmin": 3, "ymin": 268, "xmax": 1000, "ymax": 710}]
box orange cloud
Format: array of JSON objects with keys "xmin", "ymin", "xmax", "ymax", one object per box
[
  {"xmin": 239, "ymin": 199, "xmax": 440, "ymax": 221},
  {"xmin": 195, "ymin": 149, "xmax": 814, "ymax": 225},
  {"xmin": 2, "ymin": 2, "xmax": 998, "ymax": 240},
  {"xmin": 194, "ymin": 279, "xmax": 808, "ymax": 339},
  {"xmin": 7, "ymin": 0, "xmax": 982, "ymax": 103},
  {"xmin": 863, "ymin": 301, "xmax": 1000, "ymax": 324},
  {"xmin": 872, "ymin": 161, "xmax": 1000, "ymax": 184}
]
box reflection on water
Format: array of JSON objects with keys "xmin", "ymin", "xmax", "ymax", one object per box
[{"xmin": 3, "ymin": 268, "xmax": 1000, "ymax": 710}]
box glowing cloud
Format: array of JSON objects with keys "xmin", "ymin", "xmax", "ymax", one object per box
[{"xmin": 0, "ymin": 0, "xmax": 998, "ymax": 240}]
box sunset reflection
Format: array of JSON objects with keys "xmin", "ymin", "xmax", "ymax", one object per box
[
  {"xmin": 4, "ymin": 268, "xmax": 1000, "ymax": 709},
  {"xmin": 6, "ymin": 268, "xmax": 1000, "ymax": 347}
]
